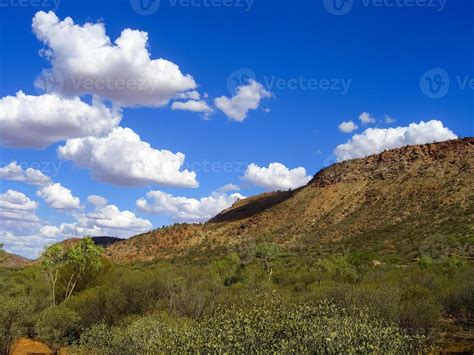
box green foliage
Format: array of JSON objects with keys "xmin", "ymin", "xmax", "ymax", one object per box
[
  {"xmin": 0, "ymin": 243, "xmax": 5, "ymax": 263},
  {"xmin": 41, "ymin": 244, "xmax": 66, "ymax": 307},
  {"xmin": 1, "ymin": 245, "xmax": 473, "ymax": 352},
  {"xmin": 254, "ymin": 243, "xmax": 281, "ymax": 279},
  {"xmin": 167, "ymin": 270, "xmax": 222, "ymax": 319},
  {"xmin": 41, "ymin": 237, "xmax": 104, "ymax": 306},
  {"xmin": 77, "ymin": 299, "xmax": 431, "ymax": 354},
  {"xmin": 0, "ymin": 296, "xmax": 33, "ymax": 355},
  {"xmin": 36, "ymin": 305, "xmax": 80, "ymax": 349},
  {"xmin": 315, "ymin": 255, "xmax": 358, "ymax": 283},
  {"xmin": 209, "ymin": 252, "xmax": 240, "ymax": 285},
  {"xmin": 399, "ymin": 285, "xmax": 441, "ymax": 335},
  {"xmin": 417, "ymin": 255, "xmax": 434, "ymax": 269},
  {"xmin": 348, "ymin": 250, "xmax": 376, "ymax": 282},
  {"xmin": 62, "ymin": 237, "xmax": 104, "ymax": 300}
]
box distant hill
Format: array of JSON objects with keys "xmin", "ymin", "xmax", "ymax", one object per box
[
  {"xmin": 59, "ymin": 236, "xmax": 123, "ymax": 249},
  {"xmin": 0, "ymin": 253, "xmax": 31, "ymax": 268},
  {"xmin": 107, "ymin": 138, "xmax": 474, "ymax": 262}
]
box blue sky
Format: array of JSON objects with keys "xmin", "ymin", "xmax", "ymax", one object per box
[{"xmin": 0, "ymin": 0, "xmax": 472, "ymax": 258}]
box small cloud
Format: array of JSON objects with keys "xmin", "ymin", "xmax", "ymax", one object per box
[
  {"xmin": 359, "ymin": 112, "xmax": 376, "ymax": 125},
  {"xmin": 37, "ymin": 183, "xmax": 82, "ymax": 210},
  {"xmin": 87, "ymin": 195, "xmax": 108, "ymax": 207},
  {"xmin": 218, "ymin": 183, "xmax": 240, "ymax": 192},
  {"xmin": 338, "ymin": 120, "xmax": 358, "ymax": 133},
  {"xmin": 242, "ymin": 162, "xmax": 311, "ymax": 191},
  {"xmin": 384, "ymin": 115, "xmax": 396, "ymax": 124},
  {"xmin": 171, "ymin": 100, "xmax": 213, "ymax": 115},
  {"xmin": 214, "ymin": 80, "xmax": 272, "ymax": 122},
  {"xmin": 137, "ymin": 189, "xmax": 245, "ymax": 222},
  {"xmin": 0, "ymin": 161, "xmax": 51, "ymax": 186}
]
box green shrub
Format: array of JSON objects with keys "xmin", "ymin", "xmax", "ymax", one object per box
[
  {"xmin": 36, "ymin": 306, "xmax": 80, "ymax": 348},
  {"xmin": 0, "ymin": 296, "xmax": 33, "ymax": 355},
  {"xmin": 399, "ymin": 285, "xmax": 441, "ymax": 335}
]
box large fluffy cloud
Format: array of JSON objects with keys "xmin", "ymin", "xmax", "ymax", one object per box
[
  {"xmin": 0, "ymin": 190, "xmax": 40, "ymax": 238},
  {"xmin": 0, "ymin": 91, "xmax": 121, "ymax": 148},
  {"xmin": 58, "ymin": 127, "xmax": 198, "ymax": 188},
  {"xmin": 75, "ymin": 203, "xmax": 152, "ymax": 236},
  {"xmin": 214, "ymin": 80, "xmax": 271, "ymax": 121},
  {"xmin": 37, "ymin": 183, "xmax": 82, "ymax": 210},
  {"xmin": 242, "ymin": 162, "xmax": 312, "ymax": 191},
  {"xmin": 0, "ymin": 190, "xmax": 62, "ymax": 259},
  {"xmin": 334, "ymin": 120, "xmax": 457, "ymax": 162},
  {"xmin": 0, "ymin": 190, "xmax": 152, "ymax": 259},
  {"xmin": 137, "ymin": 188, "xmax": 244, "ymax": 222},
  {"xmin": 0, "ymin": 162, "xmax": 52, "ymax": 186},
  {"xmin": 42, "ymin": 192, "xmax": 152, "ymax": 239},
  {"xmin": 0, "ymin": 232, "xmax": 61, "ymax": 260},
  {"xmin": 32, "ymin": 11, "xmax": 197, "ymax": 107}
]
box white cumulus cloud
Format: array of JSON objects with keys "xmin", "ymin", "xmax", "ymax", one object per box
[
  {"xmin": 73, "ymin": 203, "xmax": 152, "ymax": 237},
  {"xmin": 137, "ymin": 188, "xmax": 244, "ymax": 222},
  {"xmin": 87, "ymin": 194, "xmax": 108, "ymax": 207},
  {"xmin": 32, "ymin": 11, "xmax": 197, "ymax": 107},
  {"xmin": 214, "ymin": 80, "xmax": 272, "ymax": 121},
  {"xmin": 0, "ymin": 162, "xmax": 52, "ymax": 186},
  {"xmin": 37, "ymin": 183, "xmax": 82, "ymax": 210},
  {"xmin": 242, "ymin": 162, "xmax": 312, "ymax": 191},
  {"xmin": 58, "ymin": 127, "xmax": 198, "ymax": 188},
  {"xmin": 0, "ymin": 91, "xmax": 121, "ymax": 148},
  {"xmin": 334, "ymin": 120, "xmax": 457, "ymax": 162},
  {"xmin": 171, "ymin": 100, "xmax": 213, "ymax": 114},
  {"xmin": 0, "ymin": 190, "xmax": 40, "ymax": 237},
  {"xmin": 338, "ymin": 121, "xmax": 358, "ymax": 133},
  {"xmin": 359, "ymin": 112, "xmax": 376, "ymax": 124}
]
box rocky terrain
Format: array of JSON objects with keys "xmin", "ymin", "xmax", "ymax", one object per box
[{"xmin": 106, "ymin": 138, "xmax": 474, "ymax": 262}]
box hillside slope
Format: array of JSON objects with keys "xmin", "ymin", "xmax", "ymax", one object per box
[
  {"xmin": 0, "ymin": 253, "xmax": 31, "ymax": 268},
  {"xmin": 107, "ymin": 138, "xmax": 474, "ymax": 262}
]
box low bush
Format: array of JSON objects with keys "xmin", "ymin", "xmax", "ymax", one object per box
[{"xmin": 36, "ymin": 306, "xmax": 80, "ymax": 349}]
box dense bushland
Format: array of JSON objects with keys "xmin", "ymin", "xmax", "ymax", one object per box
[{"xmin": 0, "ymin": 240, "xmax": 472, "ymax": 353}]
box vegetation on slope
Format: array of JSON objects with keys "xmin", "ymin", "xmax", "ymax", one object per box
[
  {"xmin": 0, "ymin": 139, "xmax": 473, "ymax": 353},
  {"xmin": 107, "ymin": 138, "xmax": 473, "ymax": 263}
]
